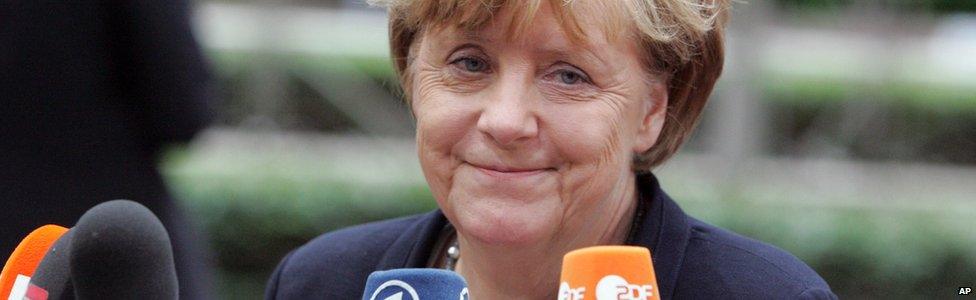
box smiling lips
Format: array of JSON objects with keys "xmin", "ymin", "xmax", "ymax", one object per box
[{"xmin": 468, "ymin": 162, "xmax": 555, "ymax": 179}]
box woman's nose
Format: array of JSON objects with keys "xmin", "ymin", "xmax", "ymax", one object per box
[{"xmin": 476, "ymin": 79, "xmax": 539, "ymax": 147}]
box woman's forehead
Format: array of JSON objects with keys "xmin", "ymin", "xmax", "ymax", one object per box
[
  {"xmin": 425, "ymin": 25, "xmax": 619, "ymax": 66},
  {"xmin": 416, "ymin": 0, "xmax": 633, "ymax": 46}
]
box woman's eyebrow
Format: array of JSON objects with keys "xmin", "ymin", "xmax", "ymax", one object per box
[
  {"xmin": 430, "ymin": 30, "xmax": 496, "ymax": 51},
  {"xmin": 445, "ymin": 28, "xmax": 614, "ymax": 70},
  {"xmin": 532, "ymin": 46, "xmax": 612, "ymax": 69},
  {"xmin": 461, "ymin": 30, "xmax": 500, "ymax": 45}
]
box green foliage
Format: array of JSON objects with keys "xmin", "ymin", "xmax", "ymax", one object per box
[
  {"xmin": 761, "ymin": 75, "xmax": 976, "ymax": 113},
  {"xmin": 163, "ymin": 147, "xmax": 436, "ymax": 273},
  {"xmin": 678, "ymin": 198, "xmax": 976, "ymax": 299}
]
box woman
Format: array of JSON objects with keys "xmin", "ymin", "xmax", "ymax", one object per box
[{"xmin": 266, "ymin": 0, "xmax": 835, "ymax": 299}]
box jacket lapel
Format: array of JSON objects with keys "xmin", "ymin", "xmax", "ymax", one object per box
[
  {"xmin": 630, "ymin": 173, "xmax": 692, "ymax": 300},
  {"xmin": 374, "ymin": 210, "xmax": 448, "ymax": 270}
]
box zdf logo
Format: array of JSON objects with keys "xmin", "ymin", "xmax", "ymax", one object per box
[
  {"xmin": 558, "ymin": 282, "xmax": 586, "ymax": 300},
  {"xmin": 595, "ymin": 275, "xmax": 656, "ymax": 300}
]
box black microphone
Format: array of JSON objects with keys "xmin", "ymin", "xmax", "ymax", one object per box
[
  {"xmin": 29, "ymin": 229, "xmax": 74, "ymax": 300},
  {"xmin": 68, "ymin": 200, "xmax": 178, "ymax": 300}
]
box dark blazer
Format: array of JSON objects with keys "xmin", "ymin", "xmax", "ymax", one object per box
[{"xmin": 266, "ymin": 174, "xmax": 837, "ymax": 299}]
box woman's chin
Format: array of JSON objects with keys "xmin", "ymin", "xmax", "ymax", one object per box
[{"xmin": 452, "ymin": 198, "xmax": 561, "ymax": 246}]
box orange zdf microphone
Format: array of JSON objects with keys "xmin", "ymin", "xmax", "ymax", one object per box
[
  {"xmin": 0, "ymin": 225, "xmax": 69, "ymax": 300},
  {"xmin": 558, "ymin": 246, "xmax": 660, "ymax": 300}
]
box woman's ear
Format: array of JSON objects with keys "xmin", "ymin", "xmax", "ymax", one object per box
[{"xmin": 633, "ymin": 80, "xmax": 668, "ymax": 154}]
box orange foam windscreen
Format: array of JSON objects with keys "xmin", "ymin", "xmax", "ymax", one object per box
[
  {"xmin": 558, "ymin": 246, "xmax": 661, "ymax": 300},
  {"xmin": 0, "ymin": 225, "xmax": 69, "ymax": 299}
]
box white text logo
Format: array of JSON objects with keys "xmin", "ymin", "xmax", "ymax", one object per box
[
  {"xmin": 595, "ymin": 275, "xmax": 655, "ymax": 300},
  {"xmin": 558, "ymin": 282, "xmax": 586, "ymax": 300}
]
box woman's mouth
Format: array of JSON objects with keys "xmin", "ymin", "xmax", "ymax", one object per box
[{"xmin": 466, "ymin": 162, "xmax": 556, "ymax": 179}]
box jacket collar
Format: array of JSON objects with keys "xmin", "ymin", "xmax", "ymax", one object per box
[
  {"xmin": 377, "ymin": 173, "xmax": 691, "ymax": 300},
  {"xmin": 374, "ymin": 209, "xmax": 448, "ymax": 270},
  {"xmin": 631, "ymin": 173, "xmax": 691, "ymax": 300}
]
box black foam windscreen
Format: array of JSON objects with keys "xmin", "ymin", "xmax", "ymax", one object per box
[
  {"xmin": 69, "ymin": 200, "xmax": 178, "ymax": 300},
  {"xmin": 29, "ymin": 229, "xmax": 74, "ymax": 300}
]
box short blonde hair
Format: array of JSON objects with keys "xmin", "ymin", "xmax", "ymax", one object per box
[{"xmin": 373, "ymin": 0, "xmax": 731, "ymax": 171}]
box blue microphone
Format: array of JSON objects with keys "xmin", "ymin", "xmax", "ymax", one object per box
[{"xmin": 361, "ymin": 268, "xmax": 468, "ymax": 300}]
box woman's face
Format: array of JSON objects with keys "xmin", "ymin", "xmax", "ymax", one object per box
[{"xmin": 411, "ymin": 2, "xmax": 668, "ymax": 246}]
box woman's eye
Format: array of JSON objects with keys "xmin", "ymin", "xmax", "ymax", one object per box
[
  {"xmin": 557, "ymin": 70, "xmax": 583, "ymax": 85},
  {"xmin": 551, "ymin": 68, "xmax": 590, "ymax": 86},
  {"xmin": 452, "ymin": 57, "xmax": 489, "ymax": 73}
]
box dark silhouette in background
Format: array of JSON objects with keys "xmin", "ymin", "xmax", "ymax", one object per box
[{"xmin": 1, "ymin": 1, "xmax": 215, "ymax": 299}]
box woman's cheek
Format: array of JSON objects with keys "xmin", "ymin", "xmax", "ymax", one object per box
[
  {"xmin": 543, "ymin": 99, "xmax": 627, "ymax": 167},
  {"xmin": 537, "ymin": 82, "xmax": 634, "ymax": 161},
  {"xmin": 543, "ymin": 101, "xmax": 631, "ymax": 215},
  {"xmin": 414, "ymin": 71, "xmax": 465, "ymax": 133},
  {"xmin": 413, "ymin": 76, "xmax": 482, "ymax": 201},
  {"xmin": 414, "ymin": 93, "xmax": 479, "ymax": 153}
]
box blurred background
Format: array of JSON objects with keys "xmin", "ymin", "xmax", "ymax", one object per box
[
  {"xmin": 172, "ymin": 0, "xmax": 976, "ymax": 298},
  {"xmin": 6, "ymin": 0, "xmax": 972, "ymax": 299}
]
